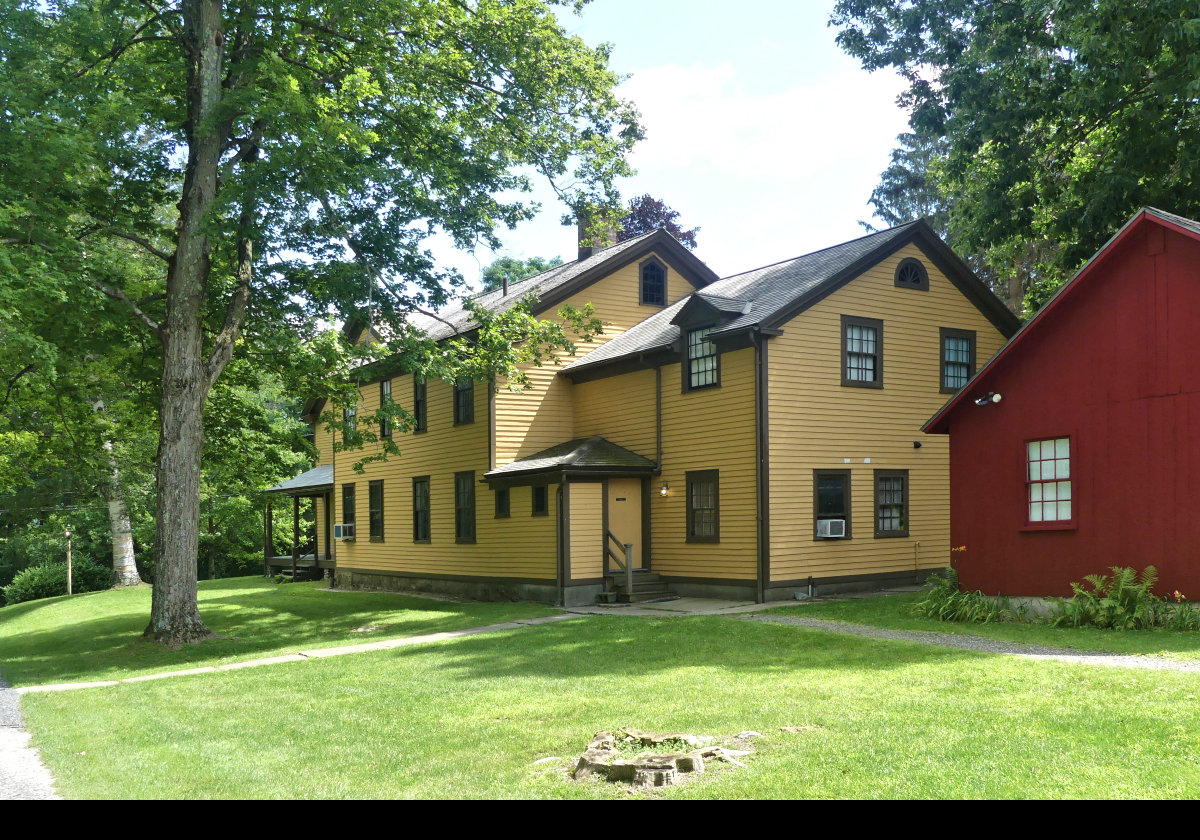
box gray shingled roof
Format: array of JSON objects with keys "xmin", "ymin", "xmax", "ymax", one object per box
[
  {"xmin": 266, "ymin": 464, "xmax": 333, "ymax": 495},
  {"xmin": 410, "ymin": 232, "xmax": 659, "ymax": 341},
  {"xmin": 485, "ymin": 435, "xmax": 655, "ymax": 478},
  {"xmin": 1145, "ymin": 207, "xmax": 1200, "ymax": 236},
  {"xmin": 564, "ymin": 222, "xmax": 921, "ymax": 372}
]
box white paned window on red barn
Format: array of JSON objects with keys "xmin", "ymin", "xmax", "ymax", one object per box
[{"xmin": 1026, "ymin": 437, "xmax": 1072, "ymax": 523}]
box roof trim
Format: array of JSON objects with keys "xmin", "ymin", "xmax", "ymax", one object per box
[
  {"xmin": 760, "ymin": 220, "xmax": 1019, "ymax": 336},
  {"xmin": 923, "ymin": 208, "xmax": 1195, "ymax": 433}
]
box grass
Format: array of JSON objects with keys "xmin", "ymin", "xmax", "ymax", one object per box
[
  {"xmin": 20, "ymin": 614, "xmax": 1200, "ymax": 799},
  {"xmin": 0, "ymin": 576, "xmax": 554, "ymax": 687},
  {"xmin": 777, "ymin": 593, "xmax": 1200, "ymax": 660}
]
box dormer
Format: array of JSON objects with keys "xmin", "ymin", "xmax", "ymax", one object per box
[{"xmin": 671, "ymin": 292, "xmax": 751, "ymax": 393}]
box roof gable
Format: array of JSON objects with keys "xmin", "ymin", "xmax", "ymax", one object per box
[
  {"xmin": 411, "ymin": 228, "xmax": 718, "ymax": 342},
  {"xmin": 564, "ymin": 220, "xmax": 1018, "ymax": 378},
  {"xmin": 924, "ymin": 208, "xmax": 1200, "ymax": 434}
]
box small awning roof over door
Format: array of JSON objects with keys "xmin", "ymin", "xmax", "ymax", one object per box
[
  {"xmin": 265, "ymin": 464, "xmax": 333, "ymax": 496},
  {"xmin": 484, "ymin": 436, "xmax": 656, "ymax": 487}
]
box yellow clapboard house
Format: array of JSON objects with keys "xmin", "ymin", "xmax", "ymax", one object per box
[{"xmin": 267, "ymin": 222, "xmax": 1018, "ymax": 605}]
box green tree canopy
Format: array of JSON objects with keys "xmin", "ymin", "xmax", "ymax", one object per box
[
  {"xmin": 1, "ymin": 0, "xmax": 640, "ymax": 642},
  {"xmin": 479, "ymin": 255, "xmax": 565, "ymax": 293},
  {"xmin": 832, "ymin": 0, "xmax": 1200, "ymax": 310}
]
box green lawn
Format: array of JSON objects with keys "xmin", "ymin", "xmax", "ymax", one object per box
[
  {"xmin": 0, "ymin": 577, "xmax": 554, "ymax": 686},
  {"xmin": 18, "ymin": 614, "xmax": 1200, "ymax": 799},
  {"xmin": 776, "ymin": 593, "xmax": 1200, "ymax": 660}
]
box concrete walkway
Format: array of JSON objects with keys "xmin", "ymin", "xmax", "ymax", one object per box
[
  {"xmin": 746, "ymin": 614, "xmax": 1200, "ymax": 674},
  {"xmin": 16, "ymin": 614, "xmax": 579, "ymax": 695},
  {"xmin": 0, "ymin": 676, "xmax": 59, "ymax": 800}
]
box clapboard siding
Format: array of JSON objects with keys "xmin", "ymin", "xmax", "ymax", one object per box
[
  {"xmin": 568, "ymin": 481, "xmax": 604, "ymax": 580},
  {"xmin": 333, "ymin": 372, "xmax": 558, "ymax": 580},
  {"xmin": 652, "ymin": 347, "xmax": 758, "ymax": 580},
  {"xmin": 572, "ymin": 368, "xmax": 657, "ymax": 458},
  {"xmin": 494, "ymin": 252, "xmax": 689, "ymax": 465},
  {"xmin": 767, "ymin": 242, "xmax": 1008, "ymax": 583}
]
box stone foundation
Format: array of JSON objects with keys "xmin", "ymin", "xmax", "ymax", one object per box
[{"xmin": 333, "ymin": 568, "xmax": 557, "ymax": 604}]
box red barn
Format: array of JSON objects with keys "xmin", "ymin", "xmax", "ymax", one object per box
[{"xmin": 925, "ymin": 208, "xmax": 1200, "ymax": 597}]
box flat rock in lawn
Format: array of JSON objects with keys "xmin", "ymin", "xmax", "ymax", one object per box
[{"xmin": 780, "ymin": 725, "xmax": 827, "ymax": 734}]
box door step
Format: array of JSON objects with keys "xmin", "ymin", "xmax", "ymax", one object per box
[{"xmin": 599, "ymin": 571, "xmax": 676, "ymax": 604}]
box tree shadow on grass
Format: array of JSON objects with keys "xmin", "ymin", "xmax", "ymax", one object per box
[
  {"xmin": 0, "ymin": 584, "xmax": 551, "ymax": 687},
  {"xmin": 381, "ymin": 614, "xmax": 991, "ymax": 684}
]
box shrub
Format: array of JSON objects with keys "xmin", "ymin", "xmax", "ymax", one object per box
[
  {"xmin": 911, "ymin": 567, "xmax": 1013, "ymax": 623},
  {"xmin": 1051, "ymin": 566, "xmax": 1199, "ymax": 630},
  {"xmin": 1, "ymin": 559, "xmax": 114, "ymax": 606}
]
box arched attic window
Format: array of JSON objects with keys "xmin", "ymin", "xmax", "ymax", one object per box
[
  {"xmin": 894, "ymin": 258, "xmax": 929, "ymax": 291},
  {"xmin": 640, "ymin": 259, "xmax": 666, "ymax": 306}
]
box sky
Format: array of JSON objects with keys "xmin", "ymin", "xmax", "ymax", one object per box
[{"xmin": 428, "ymin": 0, "xmax": 912, "ymax": 291}]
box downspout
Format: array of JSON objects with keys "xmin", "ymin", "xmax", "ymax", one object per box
[{"xmin": 754, "ymin": 328, "xmax": 770, "ymax": 604}]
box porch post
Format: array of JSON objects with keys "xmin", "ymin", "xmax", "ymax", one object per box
[
  {"xmin": 264, "ymin": 501, "xmax": 273, "ymax": 577},
  {"xmin": 292, "ymin": 495, "xmax": 300, "ymax": 580},
  {"xmin": 324, "ymin": 492, "xmax": 332, "ymax": 570}
]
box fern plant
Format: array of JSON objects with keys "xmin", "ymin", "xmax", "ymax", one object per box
[{"xmin": 1051, "ymin": 566, "xmax": 1199, "ymax": 630}]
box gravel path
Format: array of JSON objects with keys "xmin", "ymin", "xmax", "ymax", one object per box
[
  {"xmin": 0, "ymin": 674, "xmax": 59, "ymax": 800},
  {"xmin": 746, "ymin": 615, "xmax": 1200, "ymax": 674}
]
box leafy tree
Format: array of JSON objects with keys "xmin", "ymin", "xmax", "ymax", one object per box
[
  {"xmin": 617, "ymin": 194, "xmax": 700, "ymax": 249},
  {"xmin": 479, "ymin": 255, "xmax": 565, "ymax": 293},
  {"xmin": 1, "ymin": 0, "xmax": 639, "ymax": 643},
  {"xmin": 862, "ymin": 132, "xmax": 950, "ymax": 238},
  {"xmin": 831, "ymin": 0, "xmax": 1200, "ymax": 311}
]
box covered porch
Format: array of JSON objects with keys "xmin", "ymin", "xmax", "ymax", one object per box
[
  {"xmin": 264, "ymin": 464, "xmax": 334, "ymax": 581},
  {"xmin": 484, "ymin": 435, "xmax": 668, "ymax": 605}
]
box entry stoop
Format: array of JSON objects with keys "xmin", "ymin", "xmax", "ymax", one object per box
[{"xmin": 597, "ymin": 570, "xmax": 677, "ymax": 605}]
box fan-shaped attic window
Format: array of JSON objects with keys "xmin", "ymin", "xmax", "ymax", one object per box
[{"xmin": 894, "ymin": 258, "xmax": 929, "ymax": 291}]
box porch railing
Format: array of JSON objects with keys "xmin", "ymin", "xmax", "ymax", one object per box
[{"xmin": 605, "ymin": 529, "xmax": 634, "ymax": 595}]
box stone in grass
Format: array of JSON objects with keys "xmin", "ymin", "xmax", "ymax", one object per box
[{"xmin": 779, "ymin": 725, "xmax": 827, "ymax": 734}]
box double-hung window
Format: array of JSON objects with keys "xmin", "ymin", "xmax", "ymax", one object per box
[
  {"xmin": 454, "ymin": 378, "xmax": 474, "ymax": 425},
  {"xmin": 379, "ymin": 380, "xmax": 392, "ymax": 438},
  {"xmin": 940, "ymin": 328, "xmax": 976, "ymax": 393},
  {"xmin": 1026, "ymin": 437, "xmax": 1073, "ymax": 525},
  {"xmin": 413, "ymin": 378, "xmax": 427, "ymax": 433},
  {"xmin": 814, "ymin": 470, "xmax": 851, "ymax": 539},
  {"xmin": 686, "ymin": 327, "xmax": 719, "ymax": 390},
  {"xmin": 685, "ymin": 470, "xmax": 719, "ymax": 543},
  {"xmin": 412, "ymin": 477, "xmax": 430, "ymax": 543},
  {"xmin": 842, "ymin": 315, "xmax": 883, "ymax": 388},
  {"xmin": 494, "ymin": 487, "xmax": 510, "ymax": 518},
  {"xmin": 368, "ymin": 480, "xmax": 384, "ymax": 541},
  {"xmin": 874, "ymin": 470, "xmax": 908, "ymax": 538},
  {"xmin": 455, "ymin": 471, "xmax": 476, "ymax": 543},
  {"xmin": 342, "ymin": 483, "xmax": 356, "ymax": 531}
]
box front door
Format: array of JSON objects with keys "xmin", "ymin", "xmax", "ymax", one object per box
[{"xmin": 606, "ymin": 478, "xmax": 645, "ymax": 570}]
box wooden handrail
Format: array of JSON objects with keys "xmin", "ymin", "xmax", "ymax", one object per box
[{"xmin": 605, "ymin": 529, "xmax": 634, "ymax": 594}]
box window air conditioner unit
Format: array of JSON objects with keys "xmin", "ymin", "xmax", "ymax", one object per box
[
  {"xmin": 333, "ymin": 523, "xmax": 356, "ymax": 540},
  {"xmin": 817, "ymin": 519, "xmax": 846, "ymax": 538}
]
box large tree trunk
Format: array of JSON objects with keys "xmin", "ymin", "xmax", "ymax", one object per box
[{"xmin": 143, "ymin": 0, "xmax": 225, "ymax": 645}]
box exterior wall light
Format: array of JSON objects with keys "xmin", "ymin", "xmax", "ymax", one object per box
[
  {"xmin": 659, "ymin": 482, "xmax": 670, "ymax": 497},
  {"xmin": 974, "ymin": 392, "xmax": 1002, "ymax": 406}
]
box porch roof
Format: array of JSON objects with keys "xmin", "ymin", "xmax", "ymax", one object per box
[
  {"xmin": 265, "ymin": 464, "xmax": 333, "ymax": 496},
  {"xmin": 484, "ymin": 436, "xmax": 656, "ymax": 483}
]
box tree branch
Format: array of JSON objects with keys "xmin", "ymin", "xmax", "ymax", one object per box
[
  {"xmin": 316, "ymin": 197, "xmax": 461, "ymax": 337},
  {"xmin": 94, "ymin": 280, "xmax": 162, "ymax": 334},
  {"xmin": 1, "ymin": 364, "xmax": 35, "ymax": 410},
  {"xmin": 205, "ymin": 230, "xmax": 253, "ymax": 389},
  {"xmin": 103, "ymin": 228, "xmax": 173, "ymax": 261}
]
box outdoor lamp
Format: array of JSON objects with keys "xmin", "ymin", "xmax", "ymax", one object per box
[
  {"xmin": 974, "ymin": 392, "xmax": 1002, "ymax": 406},
  {"xmin": 659, "ymin": 482, "xmax": 670, "ymax": 497}
]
